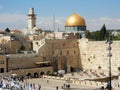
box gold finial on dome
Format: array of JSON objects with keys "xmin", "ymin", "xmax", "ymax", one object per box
[{"xmin": 65, "ymin": 13, "xmax": 86, "ymax": 27}]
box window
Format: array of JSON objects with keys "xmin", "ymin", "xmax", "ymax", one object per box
[
  {"xmin": 69, "ymin": 27, "xmax": 71, "ymax": 30},
  {"xmin": 73, "ymin": 27, "xmax": 75, "ymax": 30},
  {"xmin": 67, "ymin": 50, "xmax": 69, "ymax": 55},
  {"xmin": 0, "ymin": 68, "xmax": 4, "ymax": 73},
  {"xmin": 43, "ymin": 56, "xmax": 46, "ymax": 60},
  {"xmin": 63, "ymin": 43, "xmax": 65, "ymax": 46},
  {"xmin": 52, "ymin": 51, "xmax": 54, "ymax": 55},
  {"xmin": 0, "ymin": 60, "xmax": 4, "ymax": 64},
  {"xmin": 60, "ymin": 51, "xmax": 62, "ymax": 55},
  {"xmin": 74, "ymin": 50, "xmax": 76, "ymax": 55}
]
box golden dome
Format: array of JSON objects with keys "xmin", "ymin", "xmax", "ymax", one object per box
[{"xmin": 65, "ymin": 13, "xmax": 86, "ymax": 27}]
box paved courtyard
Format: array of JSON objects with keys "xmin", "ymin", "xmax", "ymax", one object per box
[
  {"xmin": 23, "ymin": 78, "xmax": 100, "ymax": 90},
  {"xmin": 1, "ymin": 72, "xmax": 120, "ymax": 90},
  {"xmin": 0, "ymin": 77, "xmax": 100, "ymax": 90}
]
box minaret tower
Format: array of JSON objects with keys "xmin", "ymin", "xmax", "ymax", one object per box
[{"xmin": 27, "ymin": 8, "xmax": 36, "ymax": 29}]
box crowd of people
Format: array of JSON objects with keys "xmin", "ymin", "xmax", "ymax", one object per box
[{"xmin": 0, "ymin": 75, "xmax": 70, "ymax": 90}]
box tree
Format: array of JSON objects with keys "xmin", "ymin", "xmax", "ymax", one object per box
[
  {"xmin": 99, "ymin": 24, "xmax": 107, "ymax": 40},
  {"xmin": 84, "ymin": 30, "xmax": 90, "ymax": 38},
  {"xmin": 19, "ymin": 45, "xmax": 25, "ymax": 50},
  {"xmin": 5, "ymin": 28, "xmax": 11, "ymax": 33},
  {"xmin": 87, "ymin": 24, "xmax": 108, "ymax": 41},
  {"xmin": 118, "ymin": 67, "xmax": 120, "ymax": 71},
  {"xmin": 88, "ymin": 31, "xmax": 100, "ymax": 40}
]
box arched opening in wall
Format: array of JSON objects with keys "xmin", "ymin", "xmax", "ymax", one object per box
[
  {"xmin": 34, "ymin": 72, "xmax": 39, "ymax": 78},
  {"xmin": 30, "ymin": 42, "xmax": 33, "ymax": 50},
  {"xmin": 63, "ymin": 59, "xmax": 67, "ymax": 73},
  {"xmin": 70, "ymin": 67, "xmax": 75, "ymax": 72},
  {"xmin": 40, "ymin": 71, "xmax": 45, "ymax": 76},
  {"xmin": 46, "ymin": 71, "xmax": 51, "ymax": 75},
  {"xmin": 0, "ymin": 68, "xmax": 4, "ymax": 73},
  {"xmin": 26, "ymin": 73, "xmax": 31, "ymax": 78},
  {"xmin": 19, "ymin": 45, "xmax": 25, "ymax": 51}
]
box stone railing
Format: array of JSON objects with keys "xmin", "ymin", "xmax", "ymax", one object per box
[{"xmin": 43, "ymin": 75, "xmax": 107, "ymax": 88}]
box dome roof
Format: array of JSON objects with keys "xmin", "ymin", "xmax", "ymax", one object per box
[{"xmin": 65, "ymin": 13, "xmax": 86, "ymax": 27}]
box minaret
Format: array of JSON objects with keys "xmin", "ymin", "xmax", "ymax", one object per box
[{"xmin": 27, "ymin": 8, "xmax": 36, "ymax": 29}]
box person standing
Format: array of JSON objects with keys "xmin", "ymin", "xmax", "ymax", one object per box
[
  {"xmin": 56, "ymin": 86, "xmax": 58, "ymax": 90},
  {"xmin": 38, "ymin": 84, "xmax": 41, "ymax": 90}
]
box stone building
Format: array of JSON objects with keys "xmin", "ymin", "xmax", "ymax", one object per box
[
  {"xmin": 6, "ymin": 54, "xmax": 52, "ymax": 77},
  {"xmin": 38, "ymin": 39, "xmax": 82, "ymax": 73},
  {"xmin": 0, "ymin": 55, "xmax": 6, "ymax": 73}
]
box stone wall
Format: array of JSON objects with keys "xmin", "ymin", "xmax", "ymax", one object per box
[
  {"xmin": 4, "ymin": 54, "xmax": 53, "ymax": 76},
  {"xmin": 43, "ymin": 75, "xmax": 107, "ymax": 88},
  {"xmin": 38, "ymin": 39, "xmax": 82, "ymax": 72},
  {"xmin": 78, "ymin": 38, "xmax": 120, "ymax": 75},
  {"xmin": 11, "ymin": 67, "xmax": 52, "ymax": 76},
  {"xmin": 7, "ymin": 54, "xmax": 42, "ymax": 71}
]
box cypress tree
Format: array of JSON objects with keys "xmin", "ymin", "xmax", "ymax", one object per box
[{"xmin": 100, "ymin": 24, "xmax": 107, "ymax": 40}]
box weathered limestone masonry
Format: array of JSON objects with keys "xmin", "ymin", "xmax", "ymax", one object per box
[
  {"xmin": 78, "ymin": 38, "xmax": 120, "ymax": 75},
  {"xmin": 38, "ymin": 39, "xmax": 82, "ymax": 72},
  {"xmin": 7, "ymin": 54, "xmax": 52, "ymax": 75}
]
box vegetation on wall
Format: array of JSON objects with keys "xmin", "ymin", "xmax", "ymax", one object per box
[
  {"xmin": 98, "ymin": 66, "xmax": 101, "ymax": 69},
  {"xmin": 118, "ymin": 67, "xmax": 120, "ymax": 71}
]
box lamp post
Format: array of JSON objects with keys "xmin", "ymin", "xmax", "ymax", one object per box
[{"xmin": 106, "ymin": 32, "xmax": 113, "ymax": 90}]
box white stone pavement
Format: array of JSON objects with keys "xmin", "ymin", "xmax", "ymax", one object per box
[
  {"xmin": 16, "ymin": 77, "xmax": 120, "ymax": 90},
  {"xmin": 1, "ymin": 72, "xmax": 120, "ymax": 90},
  {"xmin": 21, "ymin": 77, "xmax": 99, "ymax": 90}
]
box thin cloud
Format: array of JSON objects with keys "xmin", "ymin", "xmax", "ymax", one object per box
[
  {"xmin": 0, "ymin": 13, "xmax": 120, "ymax": 31},
  {"xmin": 0, "ymin": 13, "xmax": 26, "ymax": 30},
  {"xmin": 37, "ymin": 16, "xmax": 65, "ymax": 31},
  {"xmin": 86, "ymin": 17, "xmax": 120, "ymax": 31},
  {"xmin": 0, "ymin": 13, "xmax": 26, "ymax": 23}
]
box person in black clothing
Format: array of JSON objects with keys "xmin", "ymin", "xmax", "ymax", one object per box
[
  {"xmin": 56, "ymin": 86, "xmax": 59, "ymax": 90},
  {"xmin": 38, "ymin": 84, "xmax": 41, "ymax": 90}
]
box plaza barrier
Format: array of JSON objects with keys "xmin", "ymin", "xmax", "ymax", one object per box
[{"xmin": 43, "ymin": 75, "xmax": 107, "ymax": 88}]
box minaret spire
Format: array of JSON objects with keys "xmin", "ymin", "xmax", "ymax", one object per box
[
  {"xmin": 53, "ymin": 13, "xmax": 56, "ymax": 31},
  {"xmin": 27, "ymin": 8, "xmax": 36, "ymax": 29}
]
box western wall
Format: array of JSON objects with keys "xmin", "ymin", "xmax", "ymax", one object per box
[{"xmin": 78, "ymin": 38, "xmax": 120, "ymax": 76}]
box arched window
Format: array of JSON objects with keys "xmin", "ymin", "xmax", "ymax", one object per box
[
  {"xmin": 40, "ymin": 71, "xmax": 45, "ymax": 75},
  {"xmin": 34, "ymin": 72, "xmax": 39, "ymax": 78},
  {"xmin": 46, "ymin": 71, "xmax": 51, "ymax": 75},
  {"xmin": 20, "ymin": 45, "xmax": 25, "ymax": 50}
]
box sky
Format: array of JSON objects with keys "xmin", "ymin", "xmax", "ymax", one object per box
[{"xmin": 0, "ymin": 0, "xmax": 120, "ymax": 31}]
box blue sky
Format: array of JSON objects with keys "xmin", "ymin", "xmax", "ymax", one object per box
[{"xmin": 0, "ymin": 0, "xmax": 120, "ymax": 31}]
